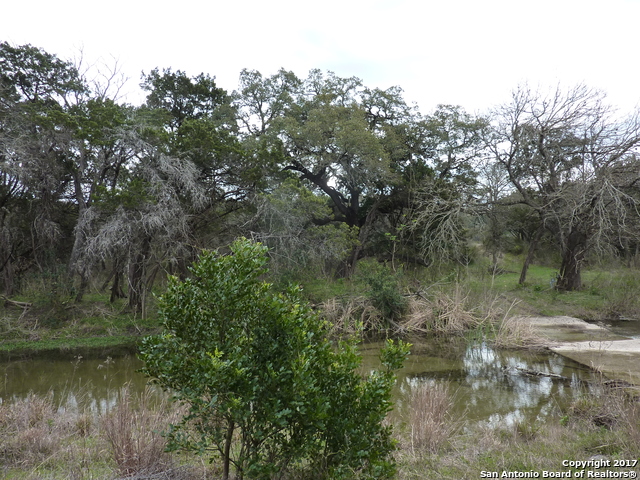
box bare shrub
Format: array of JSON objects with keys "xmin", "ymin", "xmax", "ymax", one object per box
[
  {"xmin": 491, "ymin": 313, "xmax": 545, "ymax": 349},
  {"xmin": 400, "ymin": 287, "xmax": 480, "ymax": 335},
  {"xmin": 102, "ymin": 385, "xmax": 180, "ymax": 477},
  {"xmin": 401, "ymin": 382, "xmax": 462, "ymax": 455},
  {"xmin": 320, "ymin": 295, "xmax": 384, "ymax": 335}
]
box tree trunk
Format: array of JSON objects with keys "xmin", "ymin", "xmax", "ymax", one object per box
[
  {"xmin": 69, "ymin": 205, "xmax": 91, "ymax": 302},
  {"xmin": 519, "ymin": 224, "xmax": 544, "ymax": 285},
  {"xmin": 110, "ymin": 268, "xmax": 126, "ymax": 303},
  {"xmin": 74, "ymin": 274, "xmax": 88, "ymax": 303},
  {"xmin": 556, "ymin": 229, "xmax": 587, "ymax": 291},
  {"xmin": 128, "ymin": 235, "xmax": 151, "ymax": 313},
  {"xmin": 1, "ymin": 257, "xmax": 15, "ymax": 296},
  {"xmin": 337, "ymin": 198, "xmax": 381, "ymax": 278},
  {"xmin": 222, "ymin": 419, "xmax": 235, "ymax": 480}
]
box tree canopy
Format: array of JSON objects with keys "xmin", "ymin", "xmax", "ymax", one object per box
[{"xmin": 2, "ymin": 41, "xmax": 639, "ymax": 305}]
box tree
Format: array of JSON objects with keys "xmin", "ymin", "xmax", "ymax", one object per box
[
  {"xmin": 404, "ymin": 105, "xmax": 489, "ymax": 265},
  {"xmin": 140, "ymin": 68, "xmax": 258, "ymax": 258},
  {"xmin": 141, "ymin": 67, "xmax": 232, "ymax": 133},
  {"xmin": 139, "ymin": 238, "xmax": 409, "ymax": 480},
  {"xmin": 236, "ymin": 69, "xmax": 443, "ymax": 274},
  {"xmin": 0, "ymin": 42, "xmax": 140, "ymax": 300},
  {"xmin": 0, "ymin": 42, "xmax": 87, "ymax": 294},
  {"xmin": 244, "ymin": 177, "xmax": 357, "ymax": 276},
  {"xmin": 65, "ymin": 98, "xmax": 136, "ymax": 301},
  {"xmin": 490, "ymin": 85, "xmax": 640, "ymax": 290},
  {"xmin": 78, "ymin": 124, "xmax": 207, "ymax": 313}
]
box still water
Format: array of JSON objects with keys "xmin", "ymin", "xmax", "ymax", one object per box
[
  {"xmin": 362, "ymin": 337, "xmax": 600, "ymax": 427},
  {"xmin": 0, "ymin": 337, "xmax": 603, "ymax": 426}
]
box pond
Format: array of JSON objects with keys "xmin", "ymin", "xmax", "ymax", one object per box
[
  {"xmin": 0, "ymin": 335, "xmax": 603, "ymax": 427},
  {"xmin": 363, "ymin": 337, "xmax": 600, "ymax": 427}
]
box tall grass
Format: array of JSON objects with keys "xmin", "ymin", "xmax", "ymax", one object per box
[
  {"xmin": 0, "ymin": 387, "xmax": 206, "ymax": 479},
  {"xmin": 320, "ymin": 296, "xmax": 384, "ymax": 335},
  {"xmin": 490, "ymin": 310, "xmax": 547, "ymax": 349},
  {"xmin": 102, "ymin": 385, "xmax": 182, "ymax": 477},
  {"xmin": 398, "ymin": 382, "xmax": 462, "ymax": 456},
  {"xmin": 320, "ymin": 284, "xmax": 513, "ymax": 339},
  {"xmin": 401, "ymin": 287, "xmax": 481, "ymax": 335}
]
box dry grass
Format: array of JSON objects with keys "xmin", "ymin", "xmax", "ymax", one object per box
[
  {"xmin": 394, "ymin": 377, "xmax": 640, "ymax": 479},
  {"xmin": 400, "ymin": 287, "xmax": 481, "ymax": 335},
  {"xmin": 319, "ymin": 286, "xmax": 527, "ymax": 341},
  {"xmin": 2, "ymin": 378, "xmax": 639, "ymax": 479},
  {"xmin": 102, "ymin": 385, "xmax": 184, "ymax": 477},
  {"xmin": 320, "ymin": 296, "xmax": 384, "ymax": 335},
  {"xmin": 490, "ymin": 312, "xmax": 546, "ymax": 349},
  {"xmin": 0, "ymin": 395, "xmax": 86, "ymax": 471},
  {"xmin": 618, "ymin": 393, "xmax": 640, "ymax": 453},
  {"xmin": 0, "ymin": 387, "xmax": 208, "ymax": 479},
  {"xmin": 397, "ymin": 382, "xmax": 462, "ymax": 456}
]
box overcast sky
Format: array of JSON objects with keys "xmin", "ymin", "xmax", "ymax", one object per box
[{"xmin": 3, "ymin": 0, "xmax": 639, "ymax": 115}]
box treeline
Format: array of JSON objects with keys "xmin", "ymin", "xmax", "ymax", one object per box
[{"xmin": 2, "ymin": 42, "xmax": 640, "ymax": 313}]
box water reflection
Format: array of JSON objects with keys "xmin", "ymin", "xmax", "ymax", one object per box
[
  {"xmin": 0, "ymin": 354, "xmax": 148, "ymax": 413},
  {"xmin": 362, "ymin": 339, "xmax": 600, "ymax": 427},
  {"xmin": 1, "ymin": 338, "xmax": 601, "ymax": 427}
]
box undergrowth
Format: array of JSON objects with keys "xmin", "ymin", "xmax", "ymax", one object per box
[{"xmin": 1, "ymin": 376, "xmax": 638, "ymax": 479}]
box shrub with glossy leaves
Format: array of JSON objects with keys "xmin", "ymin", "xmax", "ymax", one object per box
[{"xmin": 139, "ymin": 238, "xmax": 409, "ymax": 480}]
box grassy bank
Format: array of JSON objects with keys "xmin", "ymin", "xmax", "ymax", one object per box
[
  {"xmin": 394, "ymin": 379, "xmax": 640, "ymax": 479},
  {"xmin": 0, "ymin": 293, "xmax": 160, "ymax": 355},
  {"xmin": 1, "ymin": 377, "xmax": 638, "ymax": 479},
  {"xmin": 2, "ymin": 254, "xmax": 639, "ymax": 355}
]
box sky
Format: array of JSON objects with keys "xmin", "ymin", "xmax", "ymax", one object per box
[{"xmin": 3, "ymin": 0, "xmax": 640, "ymax": 115}]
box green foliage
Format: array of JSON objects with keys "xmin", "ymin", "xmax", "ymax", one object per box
[
  {"xmin": 141, "ymin": 67, "xmax": 231, "ymax": 131},
  {"xmin": 358, "ymin": 259, "xmax": 408, "ymax": 324},
  {"xmin": 252, "ymin": 177, "xmax": 358, "ymax": 275},
  {"xmin": 0, "ymin": 41, "xmax": 86, "ymax": 103},
  {"xmin": 139, "ymin": 238, "xmax": 410, "ymax": 479}
]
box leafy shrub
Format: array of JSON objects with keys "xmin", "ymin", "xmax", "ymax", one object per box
[
  {"xmin": 139, "ymin": 238, "xmax": 410, "ymax": 480},
  {"xmin": 358, "ymin": 260, "xmax": 408, "ymax": 324}
]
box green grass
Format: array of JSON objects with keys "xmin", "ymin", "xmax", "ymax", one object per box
[
  {"xmin": 2, "ymin": 253, "xmax": 639, "ymax": 357},
  {"xmin": 438, "ymin": 254, "xmax": 640, "ymax": 321},
  {"xmin": 0, "ymin": 290, "xmax": 160, "ymax": 356},
  {"xmin": 0, "ymin": 335, "xmax": 139, "ymax": 354}
]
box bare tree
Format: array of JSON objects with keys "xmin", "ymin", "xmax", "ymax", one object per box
[
  {"xmin": 77, "ymin": 132, "xmax": 207, "ymax": 314},
  {"xmin": 489, "ymin": 84, "xmax": 640, "ymax": 290}
]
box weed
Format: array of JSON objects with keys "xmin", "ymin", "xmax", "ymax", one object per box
[
  {"xmin": 490, "ymin": 313, "xmax": 546, "ymax": 349},
  {"xmin": 320, "ymin": 296, "xmax": 383, "ymax": 335},
  {"xmin": 400, "ymin": 287, "xmax": 480, "ymax": 335},
  {"xmin": 102, "ymin": 385, "xmax": 180, "ymax": 477},
  {"xmin": 398, "ymin": 382, "xmax": 462, "ymax": 456}
]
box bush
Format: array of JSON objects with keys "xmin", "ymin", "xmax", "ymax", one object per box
[
  {"xmin": 139, "ymin": 238, "xmax": 410, "ymax": 480},
  {"xmin": 358, "ymin": 260, "xmax": 408, "ymax": 324}
]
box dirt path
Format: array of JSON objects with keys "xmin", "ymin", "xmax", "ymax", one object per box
[{"xmin": 513, "ymin": 315, "xmax": 640, "ymax": 386}]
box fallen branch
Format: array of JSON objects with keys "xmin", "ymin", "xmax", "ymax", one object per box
[
  {"xmin": 1, "ymin": 296, "xmax": 32, "ymax": 309},
  {"xmin": 515, "ymin": 367, "xmax": 568, "ymax": 380}
]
